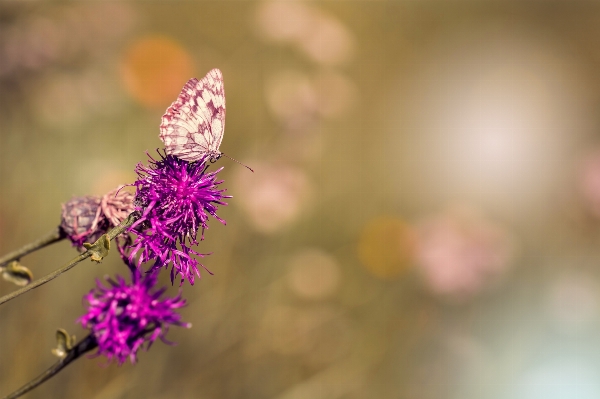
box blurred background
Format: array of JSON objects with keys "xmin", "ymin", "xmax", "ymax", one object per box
[{"xmin": 1, "ymin": 2, "xmax": 600, "ymax": 399}]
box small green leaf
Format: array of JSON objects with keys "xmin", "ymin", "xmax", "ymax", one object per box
[
  {"xmin": 2, "ymin": 261, "xmax": 33, "ymax": 286},
  {"xmin": 83, "ymin": 234, "xmax": 110, "ymax": 263},
  {"xmin": 51, "ymin": 328, "xmax": 76, "ymax": 359}
]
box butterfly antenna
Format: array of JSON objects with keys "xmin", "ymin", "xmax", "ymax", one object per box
[{"xmin": 221, "ymin": 153, "xmax": 254, "ymax": 172}]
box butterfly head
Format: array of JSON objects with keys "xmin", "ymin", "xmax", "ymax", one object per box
[{"xmin": 208, "ymin": 151, "xmax": 222, "ymax": 164}]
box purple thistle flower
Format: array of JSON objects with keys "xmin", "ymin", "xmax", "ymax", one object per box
[
  {"xmin": 128, "ymin": 151, "xmax": 230, "ymax": 285},
  {"xmin": 78, "ymin": 268, "xmax": 190, "ymax": 365}
]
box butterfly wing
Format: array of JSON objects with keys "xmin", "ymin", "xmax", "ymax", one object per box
[{"xmin": 159, "ymin": 68, "xmax": 226, "ymax": 162}]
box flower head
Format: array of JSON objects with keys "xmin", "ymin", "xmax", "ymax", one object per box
[
  {"xmin": 61, "ymin": 187, "xmax": 135, "ymax": 249},
  {"xmin": 128, "ymin": 151, "xmax": 229, "ymax": 285},
  {"xmin": 78, "ymin": 268, "xmax": 190, "ymax": 365},
  {"xmin": 101, "ymin": 186, "xmax": 135, "ymax": 227},
  {"xmin": 60, "ymin": 196, "xmax": 106, "ymax": 249}
]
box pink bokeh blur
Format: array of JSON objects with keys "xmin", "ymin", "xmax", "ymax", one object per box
[{"xmin": 415, "ymin": 208, "xmax": 514, "ymax": 300}]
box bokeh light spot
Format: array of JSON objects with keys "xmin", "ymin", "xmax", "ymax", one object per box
[
  {"xmin": 233, "ymin": 161, "xmax": 313, "ymax": 234},
  {"xmin": 415, "ymin": 208, "xmax": 514, "ymax": 300},
  {"xmin": 265, "ymin": 70, "xmax": 317, "ymax": 128},
  {"xmin": 357, "ymin": 217, "xmax": 415, "ymax": 279},
  {"xmin": 120, "ymin": 35, "xmax": 194, "ymax": 108},
  {"xmin": 287, "ymin": 249, "xmax": 340, "ymax": 300},
  {"xmin": 255, "ymin": 1, "xmax": 313, "ymax": 43},
  {"xmin": 255, "ymin": 1, "xmax": 354, "ymax": 66}
]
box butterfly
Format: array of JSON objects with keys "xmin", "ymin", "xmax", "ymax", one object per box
[{"xmin": 159, "ymin": 68, "xmax": 226, "ymax": 163}]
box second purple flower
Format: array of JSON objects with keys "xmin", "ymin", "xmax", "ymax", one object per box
[{"xmin": 128, "ymin": 151, "xmax": 230, "ymax": 285}]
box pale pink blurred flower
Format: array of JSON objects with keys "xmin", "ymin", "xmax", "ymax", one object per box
[
  {"xmin": 265, "ymin": 69, "xmax": 357, "ymax": 132},
  {"xmin": 415, "ymin": 209, "xmax": 514, "ymax": 299},
  {"xmin": 579, "ymin": 150, "xmax": 600, "ymax": 217},
  {"xmin": 1, "ymin": 18, "xmax": 62, "ymax": 76},
  {"xmin": 255, "ymin": 1, "xmax": 314, "ymax": 43},
  {"xmin": 265, "ymin": 70, "xmax": 318, "ymax": 131},
  {"xmin": 287, "ymin": 249, "xmax": 340, "ymax": 300},
  {"xmin": 255, "ymin": 1, "xmax": 354, "ymax": 66},
  {"xmin": 0, "ymin": 4, "xmax": 136, "ymax": 78},
  {"xmin": 296, "ymin": 12, "xmax": 354, "ymax": 66},
  {"xmin": 233, "ymin": 161, "xmax": 312, "ymax": 233},
  {"xmin": 313, "ymin": 70, "xmax": 358, "ymax": 118}
]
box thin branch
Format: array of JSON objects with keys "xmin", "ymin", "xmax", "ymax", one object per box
[
  {"xmin": 0, "ymin": 228, "xmax": 65, "ymax": 268},
  {"xmin": 0, "ymin": 251, "xmax": 92, "ymax": 306},
  {"xmin": 2, "ymin": 335, "xmax": 98, "ymax": 399},
  {"xmin": 0, "ymin": 212, "xmax": 139, "ymax": 306}
]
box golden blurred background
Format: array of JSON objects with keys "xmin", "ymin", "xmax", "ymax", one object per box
[{"xmin": 1, "ymin": 2, "xmax": 600, "ymax": 398}]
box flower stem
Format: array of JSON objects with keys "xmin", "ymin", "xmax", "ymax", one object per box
[
  {"xmin": 0, "ymin": 228, "xmax": 65, "ymax": 268},
  {"xmin": 0, "ymin": 212, "xmax": 139, "ymax": 307},
  {"xmin": 1, "ymin": 335, "xmax": 98, "ymax": 399}
]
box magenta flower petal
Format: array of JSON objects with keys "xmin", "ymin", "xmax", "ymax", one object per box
[{"xmin": 128, "ymin": 151, "xmax": 230, "ymax": 285}]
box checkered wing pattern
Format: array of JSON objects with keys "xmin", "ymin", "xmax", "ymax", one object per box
[{"xmin": 159, "ymin": 68, "xmax": 226, "ymax": 162}]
